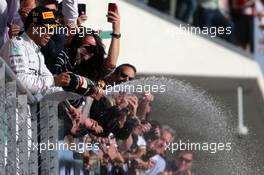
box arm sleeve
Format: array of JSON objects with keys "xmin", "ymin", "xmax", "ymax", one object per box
[
  {"xmin": 0, "ymin": 0, "xmax": 8, "ymax": 48},
  {"xmin": 62, "ymin": 0, "xmax": 79, "ymax": 24},
  {"xmin": 152, "ymin": 155, "xmax": 166, "ymax": 173}
]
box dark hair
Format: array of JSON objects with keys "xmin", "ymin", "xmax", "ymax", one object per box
[
  {"xmin": 24, "ymin": 6, "xmax": 52, "ymax": 31},
  {"xmin": 176, "ymin": 149, "xmax": 193, "ymax": 157},
  {"xmin": 68, "ymin": 28, "xmax": 106, "ymax": 81},
  {"xmin": 149, "ymin": 120, "xmax": 162, "ymax": 129},
  {"xmin": 144, "ymin": 120, "xmax": 162, "ymax": 142},
  {"xmin": 39, "ymin": 0, "xmax": 58, "ymax": 7},
  {"xmin": 114, "ymin": 63, "xmax": 137, "ymax": 74}
]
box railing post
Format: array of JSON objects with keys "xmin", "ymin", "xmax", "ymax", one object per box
[
  {"xmin": 39, "ymin": 100, "xmax": 59, "ymax": 175},
  {"xmin": 170, "ymin": 0, "xmax": 177, "ymax": 17},
  {"xmin": 237, "ymin": 86, "xmax": 249, "ymax": 136},
  {"xmin": 0, "ymin": 62, "xmax": 5, "ymax": 174},
  {"xmin": 17, "ymin": 94, "xmax": 29, "ymax": 175},
  {"xmin": 29, "ymin": 103, "xmax": 40, "ymax": 175},
  {"xmin": 1, "ymin": 57, "xmax": 60, "ymax": 175},
  {"xmin": 5, "ymin": 80, "xmax": 17, "ymax": 175}
]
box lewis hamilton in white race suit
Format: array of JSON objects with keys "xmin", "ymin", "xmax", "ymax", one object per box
[{"xmin": 0, "ymin": 6, "xmax": 70, "ymax": 95}]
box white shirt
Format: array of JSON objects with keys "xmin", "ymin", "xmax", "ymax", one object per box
[
  {"xmin": 137, "ymin": 135, "xmax": 147, "ymax": 149},
  {"xmin": 142, "ymin": 154, "xmax": 166, "ymax": 175}
]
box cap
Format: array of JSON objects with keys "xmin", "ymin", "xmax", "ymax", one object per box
[{"xmin": 26, "ymin": 6, "xmax": 58, "ymax": 28}]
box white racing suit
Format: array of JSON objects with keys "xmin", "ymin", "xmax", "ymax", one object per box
[{"xmin": 0, "ymin": 32, "xmax": 62, "ymax": 95}]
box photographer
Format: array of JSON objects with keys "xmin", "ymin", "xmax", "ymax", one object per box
[
  {"xmin": 121, "ymin": 121, "xmax": 151, "ymax": 174},
  {"xmin": 140, "ymin": 138, "xmax": 167, "ymax": 175},
  {"xmin": 144, "ymin": 120, "xmax": 162, "ymax": 143},
  {"xmin": 90, "ymin": 94, "xmax": 139, "ymax": 140}
]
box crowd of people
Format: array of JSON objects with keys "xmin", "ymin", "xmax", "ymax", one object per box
[
  {"xmin": 0, "ymin": 0, "xmax": 196, "ymax": 174},
  {"xmin": 148, "ymin": 0, "xmax": 264, "ymax": 53}
]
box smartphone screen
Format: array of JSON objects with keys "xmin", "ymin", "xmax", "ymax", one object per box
[{"xmin": 78, "ymin": 3, "xmax": 86, "ymax": 16}]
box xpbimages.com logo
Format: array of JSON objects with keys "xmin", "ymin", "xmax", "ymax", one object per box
[
  {"xmin": 165, "ymin": 140, "xmax": 232, "ymax": 154},
  {"xmin": 32, "ymin": 26, "xmax": 99, "ymax": 37},
  {"xmin": 104, "ymin": 83, "xmax": 167, "ymax": 95},
  {"xmin": 166, "ymin": 24, "xmax": 232, "ymax": 38},
  {"xmin": 31, "ymin": 140, "xmax": 99, "ymax": 153},
  {"xmin": 31, "ymin": 140, "xmax": 232, "ymax": 154}
]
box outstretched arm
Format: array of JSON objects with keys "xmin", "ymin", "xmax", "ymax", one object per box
[{"xmin": 105, "ymin": 10, "xmax": 121, "ymax": 69}]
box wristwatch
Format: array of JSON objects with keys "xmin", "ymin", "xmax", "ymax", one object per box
[{"xmin": 111, "ymin": 32, "xmax": 121, "ymax": 39}]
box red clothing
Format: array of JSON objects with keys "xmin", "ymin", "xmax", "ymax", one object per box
[{"xmin": 232, "ymin": 0, "xmax": 256, "ymax": 16}]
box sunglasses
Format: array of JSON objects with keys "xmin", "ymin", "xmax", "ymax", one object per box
[
  {"xmin": 179, "ymin": 156, "xmax": 192, "ymax": 163},
  {"xmin": 120, "ymin": 72, "xmax": 134, "ymax": 81},
  {"xmin": 84, "ymin": 45, "xmax": 97, "ymax": 54}
]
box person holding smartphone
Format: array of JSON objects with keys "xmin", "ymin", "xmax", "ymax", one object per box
[
  {"xmin": 52, "ymin": 3, "xmax": 121, "ymax": 81},
  {"xmin": 106, "ymin": 3, "xmax": 121, "ymax": 70},
  {"xmin": 77, "ymin": 3, "xmax": 88, "ymax": 26}
]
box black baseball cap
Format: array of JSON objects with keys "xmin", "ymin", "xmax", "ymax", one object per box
[{"xmin": 25, "ymin": 6, "xmax": 58, "ymax": 28}]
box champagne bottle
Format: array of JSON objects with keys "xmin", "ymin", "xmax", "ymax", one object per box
[{"xmin": 63, "ymin": 72, "xmax": 95, "ymax": 96}]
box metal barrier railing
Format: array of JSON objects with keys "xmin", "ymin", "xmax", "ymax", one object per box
[{"xmin": 0, "ymin": 57, "xmax": 59, "ymax": 175}]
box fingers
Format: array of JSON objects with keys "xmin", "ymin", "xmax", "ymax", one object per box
[
  {"xmin": 68, "ymin": 110, "xmax": 77, "ymax": 118},
  {"xmin": 96, "ymin": 126, "xmax": 103, "ymax": 133},
  {"xmin": 68, "ymin": 107, "xmax": 80, "ymax": 119},
  {"xmin": 8, "ymin": 23, "xmax": 21, "ymax": 38},
  {"xmin": 90, "ymin": 120, "xmax": 103, "ymax": 133},
  {"xmin": 141, "ymin": 123, "xmax": 151, "ymax": 132},
  {"xmin": 108, "ymin": 11, "xmax": 119, "ymax": 18},
  {"xmin": 78, "ymin": 13, "xmax": 88, "ymax": 25},
  {"xmin": 62, "ymin": 72, "xmax": 71, "ymax": 78},
  {"xmin": 66, "ymin": 22, "xmax": 78, "ymax": 32},
  {"xmin": 63, "ymin": 74, "xmax": 71, "ymax": 82},
  {"xmin": 144, "ymin": 93, "xmax": 154, "ymax": 102},
  {"xmin": 66, "ymin": 105, "xmax": 76, "ymax": 118},
  {"xmin": 12, "ymin": 29, "xmax": 20, "ymax": 34},
  {"xmin": 91, "ymin": 119, "xmax": 97, "ymax": 127},
  {"xmin": 146, "ymin": 123, "xmax": 151, "ymax": 130},
  {"xmin": 58, "ymin": 73, "xmax": 69, "ymax": 79},
  {"xmin": 11, "ymin": 25, "xmax": 20, "ymax": 31},
  {"xmin": 19, "ymin": 7, "xmax": 31, "ymax": 17},
  {"xmin": 133, "ymin": 96, "xmax": 139, "ymax": 106},
  {"xmin": 107, "ymin": 15, "xmax": 120, "ymax": 23},
  {"xmin": 56, "ymin": 72, "xmax": 71, "ymax": 86},
  {"xmin": 107, "ymin": 11, "xmax": 120, "ymax": 23},
  {"xmin": 154, "ymin": 128, "xmax": 160, "ymax": 137},
  {"xmin": 127, "ymin": 96, "xmax": 138, "ymax": 108},
  {"xmin": 60, "ymin": 79, "xmax": 70, "ymax": 86},
  {"xmin": 88, "ymin": 119, "xmax": 103, "ymax": 133},
  {"xmin": 80, "ymin": 14, "xmax": 88, "ymax": 20}
]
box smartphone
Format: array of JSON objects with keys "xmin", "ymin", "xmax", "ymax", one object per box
[
  {"xmin": 78, "ymin": 3, "xmax": 86, "ymax": 16},
  {"xmin": 108, "ymin": 3, "xmax": 118, "ymax": 22}
]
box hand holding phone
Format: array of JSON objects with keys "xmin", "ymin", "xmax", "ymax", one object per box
[
  {"xmin": 107, "ymin": 3, "xmax": 118, "ymax": 22},
  {"xmin": 78, "ymin": 3, "xmax": 86, "ymax": 16}
]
